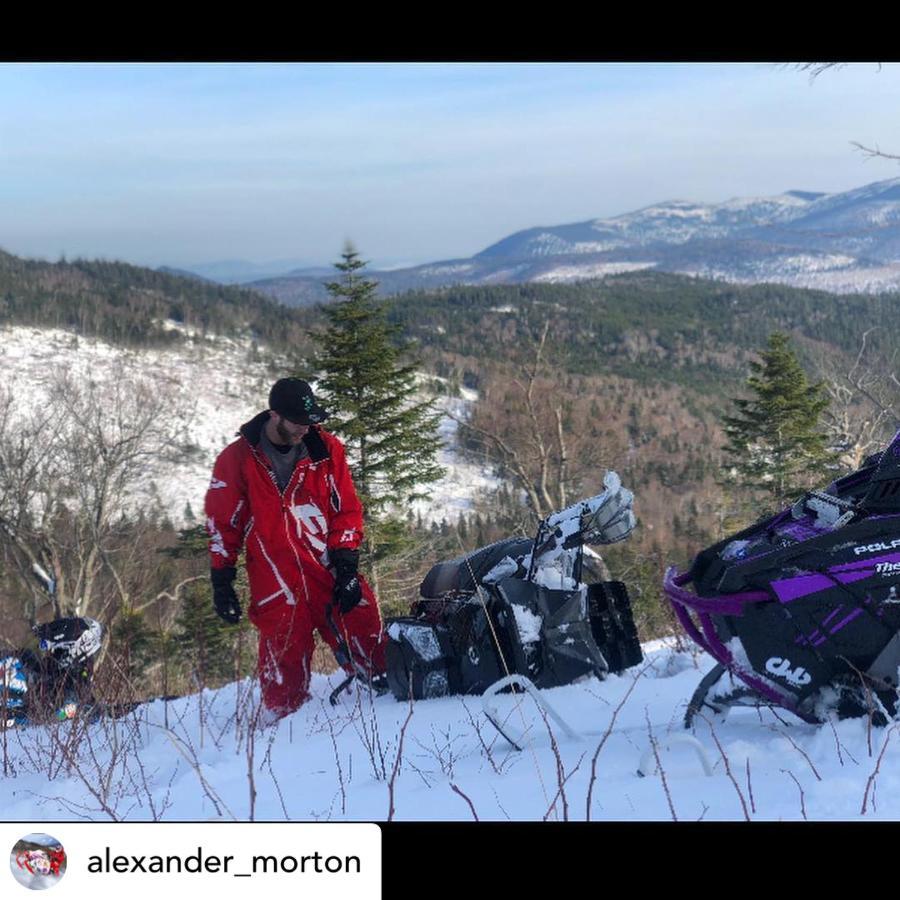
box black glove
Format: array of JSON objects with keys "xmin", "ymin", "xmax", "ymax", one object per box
[
  {"xmin": 331, "ymin": 548, "xmax": 363, "ymax": 614},
  {"xmin": 211, "ymin": 567, "xmax": 241, "ymax": 624}
]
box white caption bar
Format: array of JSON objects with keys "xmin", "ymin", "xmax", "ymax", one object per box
[{"xmin": 3, "ymin": 822, "xmax": 380, "ymax": 898}]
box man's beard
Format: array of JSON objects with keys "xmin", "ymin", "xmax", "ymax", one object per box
[{"xmin": 275, "ymin": 419, "xmax": 299, "ymax": 444}]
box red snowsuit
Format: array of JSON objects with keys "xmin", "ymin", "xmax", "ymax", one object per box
[{"xmin": 205, "ymin": 412, "xmax": 386, "ymax": 715}]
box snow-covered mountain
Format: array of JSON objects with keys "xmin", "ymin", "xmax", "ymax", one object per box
[
  {"xmin": 478, "ymin": 191, "xmax": 820, "ymax": 257},
  {"xmin": 250, "ymin": 178, "xmax": 900, "ymax": 304},
  {"xmin": 780, "ymin": 178, "xmax": 900, "ymax": 231},
  {"xmin": 480, "ymin": 178, "xmax": 900, "ymax": 262}
]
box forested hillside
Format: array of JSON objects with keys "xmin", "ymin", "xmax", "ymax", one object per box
[
  {"xmin": 378, "ymin": 273, "xmax": 900, "ymax": 628},
  {"xmin": 385, "ymin": 272, "xmax": 900, "ymax": 389},
  {"xmin": 0, "ymin": 250, "xmax": 313, "ymax": 352},
  {"xmin": 5, "ymin": 251, "xmax": 895, "ymax": 385},
  {"xmin": 2, "ymin": 251, "xmax": 898, "ymax": 644}
]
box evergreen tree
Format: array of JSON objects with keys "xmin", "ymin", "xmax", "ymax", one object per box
[
  {"xmin": 308, "ymin": 245, "xmax": 445, "ymax": 607},
  {"xmin": 722, "ymin": 332, "xmax": 835, "ymax": 508},
  {"xmin": 110, "ymin": 609, "xmax": 158, "ymax": 694},
  {"xmin": 173, "ymin": 581, "xmax": 242, "ymax": 686},
  {"xmin": 162, "ymin": 526, "xmax": 255, "ymax": 689},
  {"xmin": 314, "ymin": 245, "xmax": 444, "ymax": 516}
]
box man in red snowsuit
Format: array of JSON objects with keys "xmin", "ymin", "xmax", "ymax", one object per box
[{"xmin": 204, "ymin": 377, "xmax": 386, "ymax": 718}]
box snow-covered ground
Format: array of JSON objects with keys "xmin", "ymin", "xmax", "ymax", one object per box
[
  {"xmin": 3, "ymin": 639, "xmax": 899, "ymax": 821},
  {"xmin": 534, "ymin": 261, "xmax": 655, "ymax": 283},
  {"xmin": 0, "ymin": 325, "xmax": 495, "ymax": 526},
  {"xmin": 407, "ymin": 389, "xmax": 498, "ymax": 523}
]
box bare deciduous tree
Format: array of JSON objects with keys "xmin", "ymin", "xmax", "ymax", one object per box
[
  {"xmin": 453, "ymin": 319, "xmax": 614, "ymax": 524},
  {"xmin": 0, "ymin": 365, "xmax": 192, "ymax": 624},
  {"xmin": 823, "ymin": 329, "xmax": 900, "ymax": 470}
]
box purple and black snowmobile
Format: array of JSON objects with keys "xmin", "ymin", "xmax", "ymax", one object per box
[{"xmin": 665, "ymin": 428, "xmax": 900, "ymax": 727}]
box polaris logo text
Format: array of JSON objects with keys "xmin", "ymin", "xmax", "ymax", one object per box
[
  {"xmin": 875, "ymin": 562, "xmax": 900, "ymax": 575},
  {"xmin": 765, "ymin": 657, "xmax": 812, "ymax": 687},
  {"xmin": 853, "ymin": 539, "xmax": 900, "ymax": 556}
]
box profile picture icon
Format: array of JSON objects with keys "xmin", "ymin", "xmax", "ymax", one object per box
[{"xmin": 10, "ymin": 834, "xmax": 67, "ymax": 890}]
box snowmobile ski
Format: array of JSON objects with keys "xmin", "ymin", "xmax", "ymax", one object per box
[{"xmin": 481, "ymin": 673, "xmax": 579, "ymax": 750}]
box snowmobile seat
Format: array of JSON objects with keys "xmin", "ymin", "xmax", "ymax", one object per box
[{"xmin": 419, "ymin": 537, "xmax": 532, "ymax": 599}]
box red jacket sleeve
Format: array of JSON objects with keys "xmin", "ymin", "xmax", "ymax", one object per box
[
  {"xmin": 324, "ymin": 435, "xmax": 366, "ymax": 551},
  {"xmin": 204, "ymin": 442, "xmax": 251, "ymax": 569}
]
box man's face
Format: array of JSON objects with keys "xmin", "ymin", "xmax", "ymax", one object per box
[{"xmin": 270, "ymin": 412, "xmax": 309, "ymax": 445}]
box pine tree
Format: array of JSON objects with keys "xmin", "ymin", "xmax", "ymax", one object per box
[
  {"xmin": 309, "ymin": 245, "xmax": 445, "ymax": 607},
  {"xmin": 722, "ymin": 332, "xmax": 835, "ymax": 509},
  {"xmin": 312, "ymin": 245, "xmax": 444, "ymax": 546}
]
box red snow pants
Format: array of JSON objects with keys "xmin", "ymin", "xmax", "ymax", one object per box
[{"xmin": 248, "ymin": 564, "xmax": 387, "ymax": 716}]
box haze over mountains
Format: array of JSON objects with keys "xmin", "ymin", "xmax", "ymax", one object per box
[
  {"xmin": 166, "ymin": 177, "xmax": 900, "ymax": 306},
  {"xmin": 158, "ymin": 258, "xmax": 328, "ymax": 285}
]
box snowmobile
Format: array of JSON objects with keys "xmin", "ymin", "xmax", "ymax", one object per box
[
  {"xmin": 383, "ymin": 471, "xmax": 643, "ymax": 704},
  {"xmin": 1, "ymin": 564, "xmax": 177, "ymax": 729},
  {"xmin": 665, "ymin": 428, "xmax": 900, "ymax": 727}
]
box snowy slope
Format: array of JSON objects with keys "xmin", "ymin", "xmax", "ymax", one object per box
[
  {"xmin": 785, "ymin": 177, "xmax": 900, "ymax": 230},
  {"xmin": 479, "ymin": 179, "xmax": 900, "ymax": 259},
  {"xmin": 0, "ymin": 325, "xmax": 495, "ymax": 526},
  {"xmin": 1, "ymin": 639, "xmax": 897, "ymax": 821},
  {"xmin": 477, "ymin": 192, "xmax": 817, "ymax": 258},
  {"xmin": 409, "ymin": 390, "xmax": 498, "ymax": 523}
]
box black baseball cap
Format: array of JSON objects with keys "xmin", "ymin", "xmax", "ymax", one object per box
[{"xmin": 268, "ymin": 378, "xmax": 329, "ymax": 425}]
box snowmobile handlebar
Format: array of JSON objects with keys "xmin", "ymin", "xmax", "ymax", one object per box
[{"xmin": 526, "ymin": 471, "xmax": 636, "ymax": 580}]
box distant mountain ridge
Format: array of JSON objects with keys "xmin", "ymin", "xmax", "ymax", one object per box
[
  {"xmin": 168, "ymin": 258, "xmax": 321, "ymax": 284},
  {"xmin": 241, "ymin": 177, "xmax": 900, "ymax": 306}
]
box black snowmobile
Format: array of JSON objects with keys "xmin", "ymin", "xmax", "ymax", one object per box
[
  {"xmin": 384, "ymin": 471, "xmax": 643, "ymax": 703},
  {"xmin": 665, "ymin": 428, "xmax": 900, "ymax": 727}
]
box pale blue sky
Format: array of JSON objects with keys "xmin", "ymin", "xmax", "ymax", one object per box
[{"xmin": 1, "ymin": 62, "xmax": 898, "ymax": 270}]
